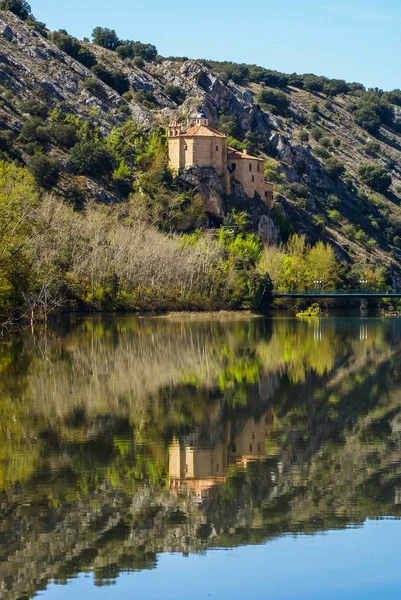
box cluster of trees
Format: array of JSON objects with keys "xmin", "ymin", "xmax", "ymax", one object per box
[
  {"xmin": 255, "ymin": 87, "xmax": 290, "ymax": 116},
  {"xmin": 0, "ymin": 160, "xmax": 271, "ymax": 321},
  {"xmin": 358, "ymin": 163, "xmax": 392, "ymax": 193},
  {"xmin": 0, "ymin": 0, "xmax": 46, "ymax": 32},
  {"xmin": 91, "ymin": 26, "xmax": 158, "ymax": 62},
  {"xmin": 202, "ymin": 60, "xmax": 365, "ymax": 96},
  {"xmin": 49, "ymin": 30, "xmax": 97, "ymax": 68},
  {"xmin": 352, "ymin": 91, "xmax": 394, "ymax": 134},
  {"xmin": 257, "ymin": 234, "xmax": 340, "ymax": 292}
]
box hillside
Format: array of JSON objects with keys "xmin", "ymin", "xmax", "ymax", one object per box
[{"xmin": 1, "ymin": 4, "xmax": 401, "ymax": 315}]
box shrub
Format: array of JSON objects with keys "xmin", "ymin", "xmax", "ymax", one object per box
[
  {"xmin": 328, "ymin": 209, "xmax": 341, "ymax": 222},
  {"xmin": 314, "ymin": 146, "xmax": 330, "ymax": 159},
  {"xmin": 0, "ymin": 0, "xmax": 31, "ymax": 19},
  {"xmin": 323, "ymin": 79, "xmax": 348, "ymax": 97},
  {"xmin": 19, "ymin": 117, "xmax": 46, "ymax": 143},
  {"xmin": 312, "ymin": 214, "xmax": 326, "ymax": 229},
  {"xmin": 311, "ymin": 127, "xmax": 323, "ymax": 141},
  {"xmin": 76, "ymin": 47, "xmax": 97, "ymax": 69},
  {"xmin": 133, "ymin": 90, "xmax": 157, "ymax": 108},
  {"xmin": 255, "ymin": 87, "xmax": 290, "ymax": 115},
  {"xmin": 91, "ymin": 65, "xmax": 129, "ymax": 95},
  {"xmin": 342, "ymin": 223, "xmax": 357, "ymax": 240},
  {"xmin": 383, "ymin": 90, "xmax": 401, "ymax": 107},
  {"xmin": 244, "ymin": 130, "xmax": 265, "ymax": 155},
  {"xmin": 70, "ymin": 140, "xmax": 115, "ymax": 178},
  {"xmin": 310, "ymin": 103, "xmax": 319, "ymax": 113},
  {"xmin": 164, "ymin": 84, "xmax": 186, "ymax": 104},
  {"xmin": 298, "ymin": 129, "xmax": 309, "ymax": 142},
  {"xmin": 326, "ymin": 194, "xmax": 340, "ymax": 208},
  {"xmin": 219, "ymin": 114, "xmax": 239, "ymax": 138},
  {"xmin": 50, "ymin": 123, "xmax": 78, "ymax": 148},
  {"xmin": 355, "ymin": 229, "xmax": 368, "ymax": 245},
  {"xmin": 354, "ymin": 105, "xmax": 381, "ymax": 134},
  {"xmin": 324, "ymin": 99, "xmax": 334, "ymax": 110},
  {"xmin": 324, "ymin": 157, "xmax": 345, "ymax": 178},
  {"xmin": 0, "ymin": 130, "xmax": 14, "ymax": 152},
  {"xmin": 20, "ymin": 98, "xmax": 48, "ymax": 118},
  {"xmin": 27, "ymin": 155, "xmax": 60, "ymax": 189},
  {"xmin": 319, "ymin": 136, "xmax": 332, "ymax": 148},
  {"xmin": 82, "ymin": 78, "xmax": 105, "ymax": 98},
  {"xmin": 354, "ymin": 93, "xmax": 394, "ymax": 134},
  {"xmin": 363, "ymin": 141, "xmax": 380, "ymax": 156},
  {"xmin": 133, "ymin": 56, "xmax": 145, "ymax": 69},
  {"xmin": 302, "ymin": 74, "xmax": 325, "ymax": 93},
  {"xmin": 358, "ymin": 163, "xmax": 392, "ymax": 193},
  {"xmin": 64, "ymin": 185, "xmax": 85, "ymax": 211},
  {"xmin": 26, "ymin": 15, "xmax": 46, "ymax": 34},
  {"xmin": 288, "ymin": 182, "xmax": 307, "ymax": 197}
]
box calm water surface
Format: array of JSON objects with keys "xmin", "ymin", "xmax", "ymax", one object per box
[{"xmin": 1, "ymin": 315, "xmax": 401, "ymax": 599}]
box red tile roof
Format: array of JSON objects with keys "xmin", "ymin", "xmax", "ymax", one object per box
[
  {"xmin": 227, "ymin": 147, "xmax": 265, "ymax": 161},
  {"xmin": 184, "ymin": 125, "xmax": 226, "ymax": 138}
]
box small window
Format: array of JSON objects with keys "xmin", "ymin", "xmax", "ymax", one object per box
[
  {"xmin": 249, "ymin": 163, "xmax": 252, "ymax": 171},
  {"xmin": 184, "ymin": 144, "xmax": 188, "ymax": 150},
  {"xmin": 265, "ymin": 191, "xmax": 268, "ymax": 197},
  {"xmin": 231, "ymin": 163, "xmax": 236, "ymax": 171},
  {"xmin": 252, "ymin": 175, "xmax": 255, "ymax": 182},
  {"xmin": 257, "ymin": 164, "xmax": 260, "ymax": 172},
  {"xmin": 250, "ymin": 444, "xmax": 253, "ymax": 452},
  {"xmin": 216, "ymin": 145, "xmax": 219, "ymax": 151}
]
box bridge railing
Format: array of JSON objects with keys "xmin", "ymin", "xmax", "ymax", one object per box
[{"xmin": 273, "ymin": 288, "xmax": 401, "ymax": 296}]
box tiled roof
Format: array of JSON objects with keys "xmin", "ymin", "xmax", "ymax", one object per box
[
  {"xmin": 184, "ymin": 125, "xmax": 226, "ymax": 138},
  {"xmin": 227, "ymin": 147, "xmax": 264, "ymax": 161}
]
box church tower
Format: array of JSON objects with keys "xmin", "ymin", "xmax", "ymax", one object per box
[{"xmin": 195, "ymin": 113, "xmax": 209, "ymax": 127}]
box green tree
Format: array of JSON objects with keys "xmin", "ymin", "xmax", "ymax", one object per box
[
  {"xmin": 324, "ymin": 157, "xmax": 345, "ymax": 179},
  {"xmin": 27, "ymin": 155, "xmax": 60, "ymax": 190},
  {"xmin": 0, "ymin": 161, "xmax": 40, "ymax": 313},
  {"xmin": 255, "ymin": 87, "xmax": 290, "ymax": 115},
  {"xmin": 116, "ymin": 41, "xmax": 157, "ymax": 61},
  {"xmin": 358, "ymin": 163, "xmax": 392, "ymax": 193},
  {"xmin": 49, "ymin": 31, "xmax": 97, "ymax": 68},
  {"xmin": 164, "ymin": 85, "xmax": 186, "ymax": 104},
  {"xmin": 90, "ymin": 65, "xmax": 129, "ymax": 95},
  {"xmin": 0, "ymin": 0, "xmax": 31, "ymax": 19},
  {"xmin": 70, "ymin": 141, "xmax": 115, "ymax": 178},
  {"xmin": 354, "ymin": 105, "xmax": 381, "ymax": 134},
  {"xmin": 91, "ymin": 27, "xmax": 120, "ymax": 50}
]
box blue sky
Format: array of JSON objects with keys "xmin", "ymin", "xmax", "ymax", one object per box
[{"xmin": 30, "ymin": 0, "xmax": 401, "ymax": 90}]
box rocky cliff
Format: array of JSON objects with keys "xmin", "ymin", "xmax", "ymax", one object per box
[{"xmin": 2, "ymin": 10, "xmax": 401, "ymax": 274}]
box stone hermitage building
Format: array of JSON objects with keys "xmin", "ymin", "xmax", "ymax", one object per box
[{"xmin": 168, "ymin": 113, "xmax": 274, "ymax": 207}]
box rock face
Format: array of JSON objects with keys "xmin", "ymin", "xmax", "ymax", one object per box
[
  {"xmin": 178, "ymin": 166, "xmax": 226, "ymax": 220},
  {"xmin": 258, "ymin": 214, "xmax": 280, "ymax": 245}
]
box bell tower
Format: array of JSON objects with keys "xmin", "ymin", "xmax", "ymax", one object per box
[
  {"xmin": 195, "ymin": 112, "xmax": 209, "ymax": 127},
  {"xmin": 168, "ymin": 119, "xmax": 182, "ymax": 137}
]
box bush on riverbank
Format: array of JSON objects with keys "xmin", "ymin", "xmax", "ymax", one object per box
[{"xmin": 0, "ymin": 162, "xmax": 270, "ymax": 321}]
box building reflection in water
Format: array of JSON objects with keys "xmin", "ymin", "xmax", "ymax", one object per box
[{"xmin": 169, "ymin": 409, "xmax": 274, "ymax": 501}]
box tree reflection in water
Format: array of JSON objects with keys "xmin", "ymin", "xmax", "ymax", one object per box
[{"xmin": 0, "ymin": 315, "xmax": 401, "ymax": 599}]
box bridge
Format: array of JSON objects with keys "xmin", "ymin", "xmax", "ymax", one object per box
[{"xmin": 273, "ymin": 290, "xmax": 401, "ymax": 299}]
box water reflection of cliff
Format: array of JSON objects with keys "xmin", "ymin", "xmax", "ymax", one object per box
[{"xmin": 1, "ymin": 316, "xmax": 401, "ymax": 600}]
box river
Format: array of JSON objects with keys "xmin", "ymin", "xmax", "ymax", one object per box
[{"xmin": 1, "ymin": 314, "xmax": 401, "ymax": 599}]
